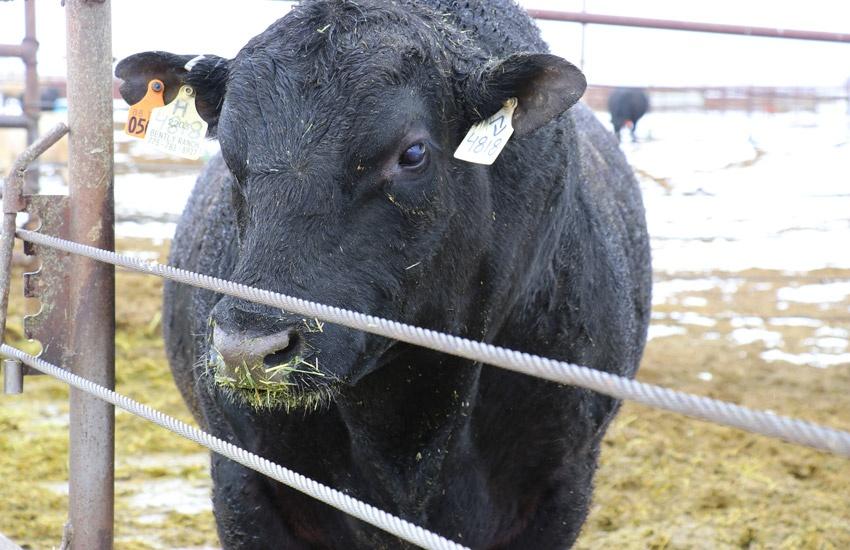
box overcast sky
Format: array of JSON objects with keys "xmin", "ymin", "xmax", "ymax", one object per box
[{"xmin": 1, "ymin": 0, "xmax": 849, "ymax": 88}]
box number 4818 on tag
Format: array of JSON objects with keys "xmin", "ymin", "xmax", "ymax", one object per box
[{"xmin": 453, "ymin": 98, "xmax": 518, "ymax": 165}]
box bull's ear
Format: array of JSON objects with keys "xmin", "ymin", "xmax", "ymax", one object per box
[
  {"xmin": 114, "ymin": 51, "xmax": 229, "ymax": 136},
  {"xmin": 467, "ymin": 53, "xmax": 586, "ymax": 136}
]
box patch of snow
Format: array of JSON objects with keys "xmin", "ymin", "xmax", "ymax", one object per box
[
  {"xmin": 127, "ymin": 479, "xmax": 211, "ymax": 516},
  {"xmin": 697, "ymin": 371, "xmax": 713, "ymax": 381},
  {"xmin": 647, "ymin": 325, "xmax": 687, "ymax": 340},
  {"xmin": 729, "ymin": 328, "xmax": 783, "ymax": 347},
  {"xmin": 42, "ymin": 482, "xmax": 68, "ymax": 495},
  {"xmin": 777, "ymin": 283, "xmax": 850, "ymax": 304},
  {"xmin": 814, "ymin": 326, "xmax": 850, "ymax": 338},
  {"xmin": 802, "ymin": 337, "xmax": 848, "ymax": 354},
  {"xmin": 652, "ymin": 277, "xmax": 741, "ymax": 305},
  {"xmin": 681, "ymin": 296, "xmax": 708, "ymax": 307},
  {"xmin": 626, "ymin": 110, "xmax": 850, "ymax": 272},
  {"xmin": 120, "ymin": 452, "xmax": 208, "ymax": 470},
  {"xmin": 768, "ymin": 317, "xmax": 823, "ymax": 327},
  {"xmin": 760, "ymin": 349, "xmax": 850, "ymax": 368},
  {"xmin": 730, "ymin": 316, "xmax": 764, "ymax": 328},
  {"xmin": 669, "ymin": 311, "xmax": 716, "ymax": 327}
]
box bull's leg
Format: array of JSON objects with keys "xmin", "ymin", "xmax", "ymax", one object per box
[
  {"xmin": 630, "ymin": 121, "xmax": 638, "ymax": 142},
  {"xmin": 210, "ymin": 453, "xmax": 310, "ymax": 550}
]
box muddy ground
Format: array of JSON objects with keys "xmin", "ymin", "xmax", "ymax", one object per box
[{"xmin": 0, "ymin": 238, "xmax": 848, "ymax": 549}]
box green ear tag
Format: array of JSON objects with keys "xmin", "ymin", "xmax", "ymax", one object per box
[{"xmin": 144, "ymin": 85, "xmax": 209, "ymax": 160}]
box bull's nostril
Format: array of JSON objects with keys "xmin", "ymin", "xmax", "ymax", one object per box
[
  {"xmin": 263, "ymin": 331, "xmax": 302, "ymax": 369},
  {"xmin": 213, "ymin": 324, "xmax": 302, "ymax": 372}
]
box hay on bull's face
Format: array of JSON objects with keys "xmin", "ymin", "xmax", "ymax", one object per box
[{"xmin": 209, "ymin": 352, "xmax": 334, "ymax": 411}]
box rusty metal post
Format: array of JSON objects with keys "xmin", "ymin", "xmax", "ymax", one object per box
[
  {"xmin": 65, "ymin": 1, "xmax": 115, "ymax": 549},
  {"xmin": 23, "ymin": 0, "xmax": 40, "ymax": 194}
]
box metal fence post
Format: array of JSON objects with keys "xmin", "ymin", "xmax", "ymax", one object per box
[{"xmin": 64, "ymin": 1, "xmax": 115, "ymax": 549}]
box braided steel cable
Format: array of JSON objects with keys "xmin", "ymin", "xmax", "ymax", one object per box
[
  {"xmin": 17, "ymin": 229, "xmax": 850, "ymax": 458},
  {"xmin": 0, "ymin": 344, "xmax": 468, "ymax": 550}
]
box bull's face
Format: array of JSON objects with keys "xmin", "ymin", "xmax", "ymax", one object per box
[{"xmin": 116, "ymin": 0, "xmax": 585, "ymax": 411}]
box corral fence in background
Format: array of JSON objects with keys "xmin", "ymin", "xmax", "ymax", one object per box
[
  {"xmin": 583, "ymin": 84, "xmax": 849, "ymax": 113},
  {"xmin": 526, "ymin": 9, "xmax": 850, "ymax": 43},
  {"xmin": 528, "ymin": 8, "xmax": 850, "ymax": 114},
  {"xmin": 2, "ymin": 3, "xmax": 850, "ymax": 550}
]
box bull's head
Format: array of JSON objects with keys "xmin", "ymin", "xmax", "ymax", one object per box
[{"xmin": 116, "ymin": 0, "xmax": 586, "ymax": 411}]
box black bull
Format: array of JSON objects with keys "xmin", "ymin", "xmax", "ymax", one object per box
[{"xmin": 116, "ymin": 0, "xmax": 651, "ymax": 548}]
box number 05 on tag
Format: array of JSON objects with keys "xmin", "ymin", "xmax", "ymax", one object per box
[{"xmin": 454, "ymin": 98, "xmax": 518, "ymax": 165}]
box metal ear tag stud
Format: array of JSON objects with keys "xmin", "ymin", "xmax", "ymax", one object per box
[
  {"xmin": 144, "ymin": 84, "xmax": 209, "ymax": 160},
  {"xmin": 123, "ymin": 79, "xmax": 165, "ymax": 139}
]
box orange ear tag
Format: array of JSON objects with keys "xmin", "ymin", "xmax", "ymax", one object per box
[{"xmin": 124, "ymin": 79, "xmax": 165, "ymax": 139}]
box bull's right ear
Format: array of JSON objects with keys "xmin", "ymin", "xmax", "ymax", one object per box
[
  {"xmin": 115, "ymin": 51, "xmax": 229, "ymax": 136},
  {"xmin": 464, "ymin": 53, "xmax": 586, "ymax": 136}
]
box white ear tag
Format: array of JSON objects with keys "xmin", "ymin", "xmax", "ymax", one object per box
[
  {"xmin": 144, "ymin": 85, "xmax": 209, "ymax": 160},
  {"xmin": 453, "ymin": 97, "xmax": 518, "ymax": 165}
]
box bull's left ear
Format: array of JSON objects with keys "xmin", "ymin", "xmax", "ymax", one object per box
[
  {"xmin": 467, "ymin": 53, "xmax": 586, "ymax": 136},
  {"xmin": 115, "ymin": 51, "xmax": 230, "ymax": 136}
]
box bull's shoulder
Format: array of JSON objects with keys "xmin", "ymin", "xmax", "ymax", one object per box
[
  {"xmin": 571, "ymin": 103, "xmax": 652, "ymax": 364},
  {"xmin": 571, "ymin": 103, "xmax": 646, "ymax": 227}
]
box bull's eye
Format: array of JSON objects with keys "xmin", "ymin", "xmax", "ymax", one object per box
[{"xmin": 399, "ymin": 142, "xmax": 427, "ymax": 168}]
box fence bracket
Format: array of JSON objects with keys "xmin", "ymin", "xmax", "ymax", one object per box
[
  {"xmin": 23, "ymin": 194, "xmax": 72, "ymax": 373},
  {"xmin": 0, "ymin": 123, "xmax": 70, "ymax": 376}
]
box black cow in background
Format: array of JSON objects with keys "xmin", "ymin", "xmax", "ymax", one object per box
[
  {"xmin": 608, "ymin": 87, "xmax": 650, "ymax": 142},
  {"xmin": 116, "ymin": 0, "xmax": 651, "ymax": 548}
]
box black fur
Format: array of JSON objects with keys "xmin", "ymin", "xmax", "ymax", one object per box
[{"xmin": 118, "ymin": 1, "xmax": 651, "ymax": 548}]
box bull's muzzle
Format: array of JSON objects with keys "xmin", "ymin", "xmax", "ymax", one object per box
[{"xmin": 209, "ymin": 324, "xmax": 305, "ymax": 388}]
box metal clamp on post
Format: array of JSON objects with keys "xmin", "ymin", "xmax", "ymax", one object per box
[
  {"xmin": 0, "ymin": 123, "xmax": 70, "ymax": 378},
  {"xmin": 3, "ymin": 358, "xmax": 23, "ymax": 394}
]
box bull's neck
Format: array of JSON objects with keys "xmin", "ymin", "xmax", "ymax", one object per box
[
  {"xmin": 486, "ymin": 116, "xmax": 580, "ymax": 343},
  {"xmin": 335, "ymin": 346, "xmax": 479, "ymax": 460}
]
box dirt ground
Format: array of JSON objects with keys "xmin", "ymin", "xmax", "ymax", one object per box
[{"xmin": 0, "ymin": 239, "xmax": 848, "ymax": 549}]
